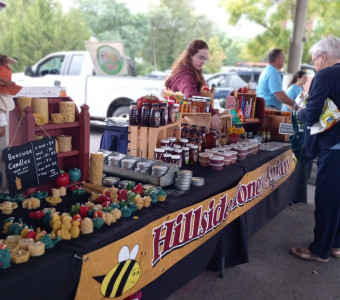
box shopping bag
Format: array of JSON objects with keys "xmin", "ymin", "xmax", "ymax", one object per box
[
  {"xmin": 295, "ymin": 92, "xmax": 340, "ymax": 135},
  {"xmin": 289, "ymin": 109, "xmax": 311, "ymax": 163},
  {"xmin": 310, "ymin": 98, "xmax": 340, "ymax": 135}
]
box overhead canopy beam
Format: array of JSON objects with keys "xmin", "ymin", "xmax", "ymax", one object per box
[{"xmin": 287, "ymin": 0, "xmax": 309, "ymax": 73}]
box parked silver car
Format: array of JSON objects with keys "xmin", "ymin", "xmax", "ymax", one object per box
[{"xmin": 206, "ymin": 67, "xmax": 262, "ymax": 99}]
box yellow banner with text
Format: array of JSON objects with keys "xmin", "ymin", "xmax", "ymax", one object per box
[{"xmin": 76, "ymin": 149, "xmax": 295, "ymax": 300}]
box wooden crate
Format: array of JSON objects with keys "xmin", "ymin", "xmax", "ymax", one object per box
[
  {"xmin": 180, "ymin": 112, "xmax": 211, "ymax": 130},
  {"xmin": 128, "ymin": 122, "xmax": 181, "ymax": 159},
  {"xmin": 219, "ymin": 112, "xmax": 232, "ymax": 140},
  {"xmin": 263, "ymin": 114, "xmax": 292, "ymax": 141},
  {"xmin": 128, "ymin": 126, "xmax": 148, "ymax": 157}
]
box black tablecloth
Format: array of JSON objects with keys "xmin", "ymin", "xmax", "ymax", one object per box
[{"xmin": 0, "ymin": 146, "xmax": 307, "ymax": 300}]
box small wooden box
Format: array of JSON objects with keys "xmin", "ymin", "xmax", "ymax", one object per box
[
  {"xmin": 128, "ymin": 122, "xmax": 181, "ymax": 159},
  {"xmin": 180, "ymin": 112, "xmax": 211, "ymax": 130},
  {"xmin": 219, "ymin": 112, "xmax": 232, "ymax": 140},
  {"xmin": 263, "ymin": 114, "xmax": 292, "ymax": 141}
]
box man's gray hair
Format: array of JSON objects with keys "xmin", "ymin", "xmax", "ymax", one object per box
[{"xmin": 310, "ymin": 36, "xmax": 340, "ymax": 60}]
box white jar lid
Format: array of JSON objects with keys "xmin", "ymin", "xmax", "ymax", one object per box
[{"xmin": 210, "ymin": 155, "xmax": 224, "ymax": 161}]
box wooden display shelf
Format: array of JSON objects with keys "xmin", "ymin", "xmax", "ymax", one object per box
[
  {"xmin": 179, "ymin": 112, "xmax": 211, "ymax": 130},
  {"xmin": 57, "ymin": 150, "xmax": 80, "ymax": 158},
  {"xmin": 9, "ymin": 97, "xmax": 90, "ymax": 195},
  {"xmin": 35, "ymin": 121, "xmax": 80, "ymax": 131},
  {"xmin": 128, "ymin": 122, "xmax": 181, "ymax": 159},
  {"xmin": 244, "ymin": 118, "xmax": 261, "ymax": 124},
  {"xmin": 242, "ymin": 97, "xmax": 265, "ymax": 134}
]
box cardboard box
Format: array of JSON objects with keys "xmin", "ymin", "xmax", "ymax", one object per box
[{"xmin": 263, "ymin": 114, "xmax": 292, "ymax": 141}]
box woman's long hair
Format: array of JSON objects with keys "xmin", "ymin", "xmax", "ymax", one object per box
[
  {"xmin": 165, "ymin": 40, "xmax": 208, "ymax": 91},
  {"xmin": 288, "ymin": 70, "xmax": 306, "ymax": 87}
]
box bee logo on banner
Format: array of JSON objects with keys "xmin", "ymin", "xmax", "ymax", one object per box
[{"xmin": 93, "ymin": 244, "xmax": 142, "ymax": 298}]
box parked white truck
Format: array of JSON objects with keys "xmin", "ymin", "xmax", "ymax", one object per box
[{"xmin": 12, "ymin": 42, "xmax": 165, "ymax": 119}]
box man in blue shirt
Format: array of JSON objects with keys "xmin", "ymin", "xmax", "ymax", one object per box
[{"xmin": 257, "ymin": 49, "xmax": 295, "ymax": 110}]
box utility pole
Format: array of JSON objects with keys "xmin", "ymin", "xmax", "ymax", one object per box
[{"xmin": 287, "ymin": 0, "xmax": 309, "ymax": 73}]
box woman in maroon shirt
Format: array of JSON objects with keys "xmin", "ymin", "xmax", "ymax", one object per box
[
  {"xmin": 165, "ymin": 40, "xmax": 219, "ymax": 128},
  {"xmin": 165, "ymin": 40, "xmax": 209, "ymax": 98}
]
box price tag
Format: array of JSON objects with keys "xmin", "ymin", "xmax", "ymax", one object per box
[{"xmin": 279, "ymin": 123, "xmax": 294, "ymax": 135}]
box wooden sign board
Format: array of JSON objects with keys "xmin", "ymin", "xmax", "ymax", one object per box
[{"xmin": 2, "ymin": 137, "xmax": 59, "ymax": 194}]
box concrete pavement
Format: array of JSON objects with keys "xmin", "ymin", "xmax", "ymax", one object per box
[
  {"xmin": 166, "ymin": 164, "xmax": 340, "ymax": 300},
  {"xmin": 165, "ymin": 200, "xmax": 340, "ymax": 300}
]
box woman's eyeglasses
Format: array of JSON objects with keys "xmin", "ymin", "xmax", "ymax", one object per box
[{"xmin": 196, "ymin": 55, "xmax": 209, "ymax": 63}]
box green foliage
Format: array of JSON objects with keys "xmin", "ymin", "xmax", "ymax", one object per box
[
  {"xmin": 1, "ymin": 0, "xmax": 223, "ymax": 76},
  {"xmin": 220, "ymin": 0, "xmax": 340, "ymax": 65},
  {"xmin": 204, "ymin": 36, "xmax": 226, "ymax": 74},
  {"xmin": 75, "ymin": 0, "xmax": 149, "ymax": 63},
  {"xmin": 219, "ymin": 36, "xmax": 244, "ymax": 66},
  {"xmin": 0, "ymin": 0, "xmax": 90, "ymax": 72},
  {"xmin": 221, "ymin": 0, "xmax": 294, "ymax": 63},
  {"xmin": 141, "ymin": 0, "xmax": 216, "ymax": 71}
]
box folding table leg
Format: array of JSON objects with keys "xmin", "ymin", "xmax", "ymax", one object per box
[{"xmin": 218, "ymin": 257, "xmax": 225, "ymax": 278}]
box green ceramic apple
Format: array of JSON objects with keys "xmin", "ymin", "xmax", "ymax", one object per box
[{"xmin": 68, "ymin": 168, "xmax": 81, "ymax": 182}]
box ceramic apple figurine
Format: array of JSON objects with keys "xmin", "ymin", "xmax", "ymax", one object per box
[
  {"xmin": 55, "ymin": 170, "xmax": 70, "ymax": 187},
  {"xmin": 68, "ymin": 168, "xmax": 81, "ymax": 182}
]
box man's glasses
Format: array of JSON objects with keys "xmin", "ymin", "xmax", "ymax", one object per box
[
  {"xmin": 196, "ymin": 54, "xmax": 209, "ymax": 63},
  {"xmin": 311, "ymin": 53, "xmax": 323, "ymax": 65}
]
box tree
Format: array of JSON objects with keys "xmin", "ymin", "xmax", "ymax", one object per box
[
  {"xmin": 221, "ymin": 0, "xmax": 295, "ymax": 63},
  {"xmin": 75, "ymin": 0, "xmax": 149, "ymax": 63},
  {"xmin": 141, "ymin": 0, "xmax": 217, "ymax": 71},
  {"xmin": 204, "ymin": 36, "xmax": 226, "ymax": 74},
  {"xmin": 219, "ymin": 36, "xmax": 245, "ymax": 66},
  {"xmin": 0, "ymin": 0, "xmax": 91, "ymax": 72},
  {"xmin": 220, "ymin": 0, "xmax": 340, "ymax": 64}
]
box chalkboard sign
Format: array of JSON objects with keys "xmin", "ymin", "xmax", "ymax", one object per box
[{"xmin": 2, "ymin": 137, "xmax": 59, "ymax": 194}]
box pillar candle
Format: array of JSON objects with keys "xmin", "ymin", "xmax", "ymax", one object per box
[
  {"xmin": 59, "ymin": 186, "xmax": 66, "ymax": 196},
  {"xmin": 51, "ymin": 188, "xmax": 60, "ymax": 198},
  {"xmin": 16, "ymin": 97, "xmax": 32, "ymax": 116},
  {"xmin": 32, "ymin": 98, "xmax": 49, "ymax": 124},
  {"xmin": 89, "ymin": 153, "xmax": 104, "ymax": 185},
  {"xmin": 59, "ymin": 101, "xmax": 75, "ymax": 122}
]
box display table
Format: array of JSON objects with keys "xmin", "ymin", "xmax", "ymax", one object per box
[{"xmin": 0, "ymin": 145, "xmax": 306, "ymax": 300}]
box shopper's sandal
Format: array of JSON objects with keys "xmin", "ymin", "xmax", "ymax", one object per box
[
  {"xmin": 331, "ymin": 248, "xmax": 340, "ymax": 258},
  {"xmin": 290, "ymin": 247, "xmax": 329, "ymax": 263}
]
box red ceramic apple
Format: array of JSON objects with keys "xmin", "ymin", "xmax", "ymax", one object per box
[{"xmin": 55, "ymin": 170, "xmax": 70, "ymax": 187}]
